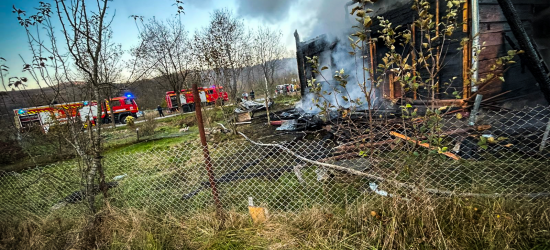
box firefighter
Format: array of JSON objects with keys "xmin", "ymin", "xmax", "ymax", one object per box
[{"xmin": 157, "ymin": 105, "xmax": 165, "ymax": 117}]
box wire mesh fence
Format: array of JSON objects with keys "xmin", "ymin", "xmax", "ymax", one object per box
[{"xmin": 1, "ymin": 105, "xmax": 549, "ymax": 219}]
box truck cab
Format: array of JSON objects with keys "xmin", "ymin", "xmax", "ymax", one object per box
[
  {"xmin": 205, "ymin": 86, "xmax": 229, "ymax": 104},
  {"xmin": 101, "ymin": 95, "xmax": 139, "ymax": 124}
]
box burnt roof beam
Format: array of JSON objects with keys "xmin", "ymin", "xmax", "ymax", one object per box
[{"xmin": 496, "ymin": 0, "xmax": 550, "ymax": 105}]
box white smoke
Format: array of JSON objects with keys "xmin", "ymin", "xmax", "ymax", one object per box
[
  {"xmin": 294, "ymin": 1, "xmax": 377, "ymax": 114},
  {"xmin": 298, "ymin": 34, "xmax": 374, "ymax": 113},
  {"xmin": 232, "ymin": 0, "xmax": 376, "ymax": 113}
]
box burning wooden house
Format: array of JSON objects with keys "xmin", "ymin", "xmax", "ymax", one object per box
[{"xmin": 295, "ymin": 0, "xmax": 550, "ymax": 111}]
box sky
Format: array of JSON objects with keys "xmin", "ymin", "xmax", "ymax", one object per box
[{"xmin": 0, "ymin": 0, "xmax": 352, "ymax": 89}]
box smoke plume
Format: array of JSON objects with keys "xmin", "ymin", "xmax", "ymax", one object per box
[
  {"xmin": 234, "ymin": 0, "xmax": 294, "ymax": 23},
  {"xmin": 297, "ymin": 1, "xmax": 375, "ymax": 113}
]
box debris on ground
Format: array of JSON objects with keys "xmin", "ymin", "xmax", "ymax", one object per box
[
  {"xmin": 237, "ymin": 112, "xmax": 251, "ymax": 122},
  {"xmin": 113, "ymin": 174, "xmax": 128, "ymax": 181},
  {"xmin": 51, "ymin": 182, "xmax": 119, "ymax": 210},
  {"xmin": 217, "ymin": 123, "xmax": 232, "ymax": 133},
  {"xmin": 234, "ymin": 100, "xmax": 273, "ymax": 113}
]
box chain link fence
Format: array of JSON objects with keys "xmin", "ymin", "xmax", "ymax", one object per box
[{"xmin": 1, "ymin": 105, "xmax": 549, "ymax": 219}]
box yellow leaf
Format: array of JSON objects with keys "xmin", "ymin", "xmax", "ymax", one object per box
[
  {"xmin": 350, "ymin": 5, "xmax": 362, "ymax": 15},
  {"xmin": 456, "ymin": 113, "xmax": 463, "ymax": 119},
  {"xmin": 363, "ymin": 16, "xmax": 373, "ymax": 28}
]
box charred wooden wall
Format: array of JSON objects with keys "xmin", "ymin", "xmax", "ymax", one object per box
[
  {"xmin": 369, "ymin": 0, "xmax": 466, "ymax": 102},
  {"xmin": 295, "ymin": 0, "xmax": 550, "ymax": 107},
  {"xmin": 477, "ymin": 0, "xmax": 550, "ymax": 105}
]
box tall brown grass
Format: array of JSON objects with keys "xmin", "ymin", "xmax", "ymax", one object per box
[{"xmin": 1, "ymin": 197, "xmax": 548, "ymax": 249}]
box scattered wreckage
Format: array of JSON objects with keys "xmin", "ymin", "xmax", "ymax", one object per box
[
  {"xmin": 234, "ymin": 100, "xmax": 273, "ymax": 115},
  {"xmin": 182, "ymin": 101, "xmax": 550, "ymax": 201}
]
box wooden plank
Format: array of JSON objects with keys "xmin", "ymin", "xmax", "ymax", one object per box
[
  {"xmin": 478, "ymin": 44, "xmax": 513, "ymax": 61},
  {"xmin": 479, "ymin": 4, "xmax": 533, "ymax": 23},
  {"xmin": 479, "ymin": 33, "xmax": 505, "ymax": 47},
  {"xmin": 479, "ymin": 21, "xmax": 532, "ymax": 34},
  {"xmin": 390, "ymin": 132, "xmax": 461, "ymax": 160}
]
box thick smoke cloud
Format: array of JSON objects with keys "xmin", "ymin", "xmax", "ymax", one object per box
[
  {"xmin": 234, "ymin": 0, "xmax": 294, "ymax": 23},
  {"xmin": 307, "ymin": 0, "xmax": 353, "ymax": 37},
  {"xmin": 233, "ymin": 0, "xmax": 372, "ymax": 113}
]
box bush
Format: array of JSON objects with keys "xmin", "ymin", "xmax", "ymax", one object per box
[
  {"xmin": 169, "ymin": 114, "xmax": 196, "ymax": 128},
  {"xmin": 140, "ymin": 113, "xmax": 157, "ymax": 136},
  {"xmin": 0, "ymin": 140, "xmax": 25, "ymax": 165},
  {"xmin": 125, "ymin": 116, "xmax": 135, "ymax": 127}
]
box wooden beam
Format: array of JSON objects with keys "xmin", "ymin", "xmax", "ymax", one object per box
[
  {"xmin": 294, "ymin": 30, "xmax": 307, "ymax": 97},
  {"xmin": 496, "ymin": 0, "xmax": 550, "ymax": 105},
  {"xmin": 390, "ymin": 132, "xmax": 461, "ymax": 160},
  {"xmin": 435, "ymin": 0, "xmax": 441, "ymax": 96},
  {"xmin": 412, "ymin": 16, "xmax": 417, "ymax": 100},
  {"xmin": 463, "ymin": 0, "xmax": 472, "ymax": 99}
]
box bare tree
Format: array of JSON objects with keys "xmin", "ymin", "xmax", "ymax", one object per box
[
  {"xmin": 11, "ymin": 0, "xmax": 119, "ymax": 216},
  {"xmin": 133, "ymin": 17, "xmax": 191, "ymax": 113},
  {"xmin": 252, "ymin": 26, "xmax": 285, "ymax": 97},
  {"xmin": 192, "ymin": 9, "xmax": 249, "ymax": 102},
  {"xmin": 98, "ymin": 30, "xmax": 124, "ymax": 128}
]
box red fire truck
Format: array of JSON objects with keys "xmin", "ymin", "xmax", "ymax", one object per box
[
  {"xmin": 14, "ymin": 94, "xmax": 139, "ymax": 132},
  {"xmin": 165, "ymin": 86, "xmax": 228, "ymax": 112}
]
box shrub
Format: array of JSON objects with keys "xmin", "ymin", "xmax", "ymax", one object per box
[
  {"xmin": 125, "ymin": 116, "xmax": 135, "ymax": 127},
  {"xmin": 140, "ymin": 113, "xmax": 157, "ymax": 136}
]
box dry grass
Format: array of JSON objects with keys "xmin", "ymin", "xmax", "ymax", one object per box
[{"xmin": 1, "ymin": 196, "xmax": 548, "ymax": 250}]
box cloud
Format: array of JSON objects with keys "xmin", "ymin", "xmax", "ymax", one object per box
[
  {"xmin": 185, "ymin": 0, "xmax": 214, "ymax": 8},
  {"xmin": 234, "ymin": 0, "xmax": 294, "ymax": 23}
]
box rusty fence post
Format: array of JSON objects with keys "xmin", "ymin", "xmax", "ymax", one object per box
[{"xmin": 192, "ymin": 84, "xmax": 224, "ymax": 218}]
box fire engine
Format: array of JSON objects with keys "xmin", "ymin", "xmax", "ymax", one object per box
[
  {"xmin": 14, "ymin": 94, "xmax": 139, "ymax": 133},
  {"xmin": 165, "ymin": 86, "xmax": 229, "ymax": 112}
]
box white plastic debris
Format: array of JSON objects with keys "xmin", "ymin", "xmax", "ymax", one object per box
[
  {"xmin": 113, "ymin": 174, "xmax": 128, "ymax": 181},
  {"xmin": 369, "ymin": 182, "xmax": 391, "ymax": 197},
  {"xmin": 315, "ymin": 167, "xmax": 329, "ymax": 182}
]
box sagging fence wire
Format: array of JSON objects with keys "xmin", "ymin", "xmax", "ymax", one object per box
[{"xmin": 0, "ymin": 105, "xmax": 549, "ymax": 219}]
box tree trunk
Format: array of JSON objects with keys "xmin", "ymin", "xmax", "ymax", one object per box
[{"xmin": 86, "ymin": 87, "xmax": 105, "ymax": 214}]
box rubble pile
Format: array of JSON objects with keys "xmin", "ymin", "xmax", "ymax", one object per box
[{"xmin": 234, "ymin": 100, "xmax": 273, "ymax": 113}]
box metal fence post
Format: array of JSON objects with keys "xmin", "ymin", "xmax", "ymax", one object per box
[
  {"xmin": 192, "ymin": 84, "xmax": 224, "ymax": 218},
  {"xmin": 469, "ymin": 94, "xmax": 483, "ymax": 126}
]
